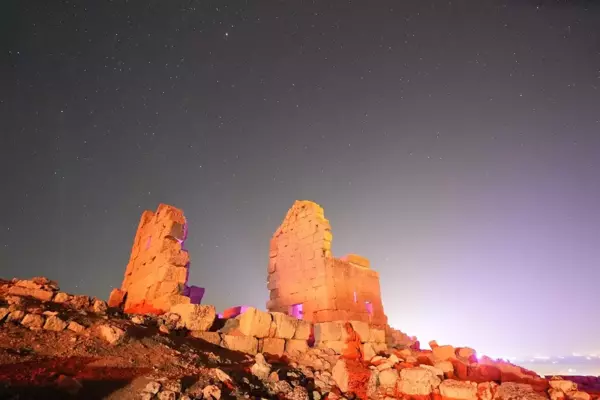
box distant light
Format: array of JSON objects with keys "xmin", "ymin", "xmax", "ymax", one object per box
[{"xmin": 534, "ymin": 356, "xmax": 550, "ymax": 360}]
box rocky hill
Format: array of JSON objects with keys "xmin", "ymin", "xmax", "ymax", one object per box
[{"xmin": 1, "ymin": 277, "xmax": 599, "ymax": 400}]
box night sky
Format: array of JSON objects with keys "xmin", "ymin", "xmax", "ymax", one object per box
[{"xmin": 2, "ymin": 0, "xmax": 600, "ymax": 360}]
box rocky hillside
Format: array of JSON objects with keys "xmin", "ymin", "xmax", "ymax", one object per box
[{"xmin": 0, "ymin": 277, "xmax": 598, "ymax": 400}]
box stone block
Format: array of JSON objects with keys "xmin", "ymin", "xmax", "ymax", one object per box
[
  {"xmin": 8, "ymin": 285, "xmax": 54, "ymax": 302},
  {"xmin": 259, "ymin": 337, "xmax": 285, "ymax": 357},
  {"xmin": 314, "ymin": 321, "xmax": 344, "ymax": 342},
  {"xmin": 190, "ymin": 331, "xmax": 221, "ymax": 346},
  {"xmin": 432, "ymin": 345, "xmax": 456, "ymax": 361},
  {"xmin": 348, "ymin": 320, "xmax": 370, "ymax": 342},
  {"xmin": 285, "ymin": 339, "xmax": 309, "ymax": 355},
  {"xmin": 170, "ymin": 304, "xmax": 216, "ymax": 331},
  {"xmin": 269, "ymin": 312, "xmax": 298, "ymax": 339},
  {"xmin": 293, "ymin": 319, "xmax": 312, "ymax": 340},
  {"xmin": 21, "ymin": 313, "xmax": 45, "ymax": 330},
  {"xmin": 317, "ymin": 340, "xmax": 346, "ymax": 354},
  {"xmin": 369, "ymin": 328, "xmax": 386, "ymax": 343},
  {"xmin": 238, "ymin": 307, "xmax": 272, "ymax": 338},
  {"xmin": 221, "ymin": 335, "xmax": 258, "ymax": 355}
]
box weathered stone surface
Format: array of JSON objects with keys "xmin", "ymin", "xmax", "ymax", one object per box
[
  {"xmin": 170, "ymin": 304, "xmax": 216, "ymax": 331},
  {"xmin": 43, "ymin": 315, "xmax": 67, "ymax": 331},
  {"xmin": 397, "ymin": 367, "xmax": 442, "ymax": 396},
  {"xmin": 432, "ymin": 345, "xmax": 456, "ymax": 361},
  {"xmin": 7, "ymin": 310, "xmax": 25, "ymax": 322},
  {"xmin": 0, "ymin": 308, "xmax": 10, "ymax": 322},
  {"xmin": 91, "ymin": 299, "xmax": 107, "ymax": 314},
  {"xmin": 8, "ymin": 285, "xmax": 54, "ymax": 302},
  {"xmin": 53, "ymin": 292, "xmax": 70, "ymax": 303},
  {"xmin": 332, "ymin": 359, "xmax": 349, "ymax": 393},
  {"xmin": 285, "ymin": 339, "xmax": 309, "ymax": 355},
  {"xmin": 439, "ymin": 379, "xmax": 478, "ymax": 399},
  {"xmin": 238, "ymin": 307, "xmax": 271, "ymax": 338},
  {"xmin": 266, "ymin": 200, "xmax": 388, "ymax": 325},
  {"xmin": 294, "ymin": 319, "xmax": 312, "ymax": 340},
  {"xmin": 349, "ymin": 320, "xmax": 370, "ymax": 342},
  {"xmin": 495, "ymin": 382, "xmax": 547, "ymax": 400},
  {"xmin": 21, "ymin": 313, "xmax": 45, "ymax": 330},
  {"xmin": 259, "ymin": 337, "xmax": 285, "ymax": 356},
  {"xmin": 314, "ymin": 321, "xmax": 343, "ymax": 342},
  {"xmin": 369, "ymin": 328, "xmax": 386, "ymax": 343},
  {"xmin": 98, "ymin": 324, "xmax": 126, "ymax": 345},
  {"xmin": 68, "ymin": 321, "xmax": 86, "ymax": 333},
  {"xmin": 113, "ymin": 204, "xmax": 195, "ymax": 314},
  {"xmin": 269, "ymin": 312, "xmax": 298, "ymax": 339},
  {"xmin": 379, "ymin": 368, "xmax": 399, "ymax": 388},
  {"xmin": 316, "ymin": 340, "xmax": 346, "ymax": 354},
  {"xmin": 250, "ymin": 353, "xmax": 272, "ymax": 380},
  {"xmin": 221, "ymin": 335, "xmax": 258, "ymax": 354},
  {"xmin": 190, "ymin": 331, "xmax": 221, "ymax": 346}
]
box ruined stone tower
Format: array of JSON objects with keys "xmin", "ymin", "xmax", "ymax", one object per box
[
  {"xmin": 267, "ymin": 200, "xmax": 387, "ymax": 326},
  {"xmin": 108, "ymin": 204, "xmax": 204, "ymax": 314}
]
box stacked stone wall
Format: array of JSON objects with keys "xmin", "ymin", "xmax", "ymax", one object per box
[{"xmin": 267, "ymin": 200, "xmax": 387, "ymax": 326}]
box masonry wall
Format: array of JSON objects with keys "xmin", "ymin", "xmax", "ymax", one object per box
[
  {"xmin": 267, "ymin": 201, "xmax": 387, "ymax": 327},
  {"xmin": 109, "ymin": 204, "xmax": 192, "ymax": 314}
]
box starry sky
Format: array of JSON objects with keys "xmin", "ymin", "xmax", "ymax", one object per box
[{"xmin": 2, "ymin": 0, "xmax": 600, "ymax": 360}]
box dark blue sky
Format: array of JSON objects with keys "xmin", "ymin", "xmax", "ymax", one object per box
[{"xmin": 1, "ymin": 0, "xmax": 599, "ymax": 358}]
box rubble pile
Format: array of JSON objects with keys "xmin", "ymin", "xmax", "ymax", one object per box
[{"xmin": 1, "ymin": 277, "xmax": 599, "ymax": 400}]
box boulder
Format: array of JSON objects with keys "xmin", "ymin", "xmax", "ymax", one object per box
[
  {"xmin": 362, "ymin": 342, "xmax": 377, "ymax": 361},
  {"xmin": 221, "ymin": 335, "xmax": 258, "ymax": 354},
  {"xmin": 456, "ymin": 347, "xmax": 476, "ymax": 359},
  {"xmin": 238, "ymin": 307, "xmax": 272, "ymax": 338},
  {"xmin": 67, "ymin": 321, "xmax": 86, "ymax": 333},
  {"xmin": 98, "ymin": 324, "xmax": 126, "ymax": 345},
  {"xmin": 8, "ymin": 285, "xmax": 54, "ymax": 302},
  {"xmin": 439, "ymin": 379, "xmax": 478, "ymax": 400},
  {"xmin": 53, "ymin": 292, "xmax": 70, "ymax": 303},
  {"xmin": 170, "ymin": 304, "xmax": 216, "ymax": 331},
  {"xmin": 107, "ymin": 288, "xmax": 126, "ymax": 308},
  {"xmin": 548, "ymin": 379, "xmax": 577, "ymax": 393},
  {"xmin": 0, "ymin": 307, "xmax": 9, "ymax": 322},
  {"xmin": 477, "ymin": 382, "xmax": 499, "ymax": 400},
  {"xmin": 21, "ymin": 313, "xmax": 45, "ymax": 330},
  {"xmin": 202, "ymin": 385, "xmax": 221, "ymax": 399},
  {"xmin": 259, "ymin": 337, "xmax": 285, "ymax": 357},
  {"xmin": 378, "ymin": 368, "xmax": 399, "ymax": 388},
  {"xmin": 332, "ymin": 359, "xmax": 349, "ymax": 393},
  {"xmin": 434, "ymin": 360, "xmax": 454, "ymax": 376},
  {"xmin": 43, "ymin": 315, "xmax": 67, "ymax": 331},
  {"xmin": 250, "ymin": 353, "xmax": 272, "ymax": 380},
  {"xmin": 269, "ymin": 312, "xmax": 297, "ymax": 339},
  {"xmin": 495, "ymin": 382, "xmax": 548, "ymax": 400},
  {"xmin": 92, "ymin": 299, "xmax": 108, "ymax": 314},
  {"xmin": 397, "ymin": 367, "xmax": 442, "ymax": 396},
  {"xmin": 7, "ymin": 310, "xmax": 25, "ymax": 322},
  {"xmin": 432, "ymin": 344, "xmax": 456, "ymax": 361}
]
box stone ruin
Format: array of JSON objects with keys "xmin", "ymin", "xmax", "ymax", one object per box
[
  {"xmin": 267, "ymin": 200, "xmax": 388, "ymax": 327},
  {"xmin": 108, "ymin": 204, "xmax": 205, "ymax": 314}
]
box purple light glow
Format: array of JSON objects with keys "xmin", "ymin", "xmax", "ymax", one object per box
[{"xmin": 290, "ymin": 303, "xmax": 304, "ymax": 319}]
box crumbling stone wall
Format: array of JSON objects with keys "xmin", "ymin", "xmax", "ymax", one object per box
[
  {"xmin": 108, "ymin": 204, "xmax": 201, "ymax": 314},
  {"xmin": 267, "ymin": 200, "xmax": 388, "ymax": 326}
]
